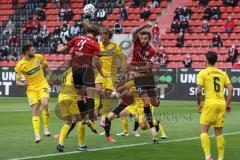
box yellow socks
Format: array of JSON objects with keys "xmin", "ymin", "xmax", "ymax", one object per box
[
  {"xmin": 159, "ymin": 123, "xmax": 166, "ymax": 136},
  {"xmin": 121, "ymin": 117, "xmax": 128, "ymax": 133},
  {"xmin": 32, "ymin": 116, "xmax": 40, "ymax": 136},
  {"xmin": 216, "ymin": 135, "xmax": 225, "ymax": 160},
  {"xmin": 94, "ymin": 96, "xmax": 100, "ymax": 110},
  {"xmin": 59, "ymin": 124, "xmax": 71, "ymax": 145},
  {"xmin": 200, "ymin": 133, "xmax": 211, "ymax": 158},
  {"xmin": 42, "ymin": 109, "xmax": 50, "ymax": 130},
  {"xmin": 101, "ymin": 99, "xmax": 110, "ymax": 119},
  {"xmin": 77, "ymin": 122, "xmax": 85, "ymax": 147}
]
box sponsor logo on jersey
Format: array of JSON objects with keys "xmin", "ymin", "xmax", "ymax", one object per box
[
  {"xmin": 35, "ymin": 60, "xmax": 40, "ymax": 65},
  {"xmin": 26, "ymin": 66, "xmax": 41, "ymax": 75}
]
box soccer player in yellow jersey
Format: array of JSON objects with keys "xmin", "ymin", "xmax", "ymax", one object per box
[
  {"xmin": 15, "ymin": 43, "xmax": 52, "ymax": 143},
  {"xmin": 196, "ymin": 51, "xmax": 233, "ymax": 160},
  {"xmin": 122, "ymin": 98, "xmax": 168, "ymax": 140},
  {"xmin": 94, "ymin": 28, "xmax": 127, "ymax": 128},
  {"xmin": 56, "ymin": 68, "xmax": 84, "ymax": 152}
]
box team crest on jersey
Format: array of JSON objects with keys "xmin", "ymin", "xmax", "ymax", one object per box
[
  {"xmin": 145, "ymin": 51, "xmax": 150, "ymax": 56},
  {"xmin": 35, "ymin": 60, "xmax": 40, "ymax": 65}
]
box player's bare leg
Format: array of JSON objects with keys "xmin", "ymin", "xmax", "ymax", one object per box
[
  {"xmin": 141, "ymin": 94, "xmax": 158, "ymax": 138},
  {"xmin": 104, "ymin": 112, "xmax": 117, "ymax": 142},
  {"xmin": 41, "ymin": 97, "xmax": 51, "ymax": 136},
  {"xmin": 31, "ymin": 104, "xmax": 41, "ymax": 143}
]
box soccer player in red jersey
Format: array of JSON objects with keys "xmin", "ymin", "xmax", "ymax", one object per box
[
  {"xmin": 57, "ymin": 22, "xmax": 108, "ymax": 151},
  {"xmin": 119, "ymin": 23, "xmax": 160, "ymax": 142}
]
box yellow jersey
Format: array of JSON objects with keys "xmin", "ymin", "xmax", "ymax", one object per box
[
  {"xmin": 197, "ymin": 66, "xmax": 231, "ymax": 102},
  {"xmin": 60, "ymin": 68, "xmax": 77, "ymax": 97},
  {"xmin": 15, "ymin": 54, "xmax": 49, "ymax": 90},
  {"xmin": 99, "ymin": 41, "xmax": 125, "ymax": 75}
]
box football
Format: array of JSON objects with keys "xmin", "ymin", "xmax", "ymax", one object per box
[{"xmin": 83, "ymin": 4, "xmax": 96, "ymax": 15}]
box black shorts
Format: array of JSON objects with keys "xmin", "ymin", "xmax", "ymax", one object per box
[
  {"xmin": 134, "ymin": 74, "xmax": 158, "ymax": 98},
  {"xmin": 112, "ymin": 105, "xmax": 126, "ymax": 116},
  {"xmin": 72, "ymin": 67, "xmax": 95, "ymax": 88}
]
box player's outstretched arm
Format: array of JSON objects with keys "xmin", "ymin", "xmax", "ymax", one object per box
[
  {"xmin": 57, "ymin": 44, "xmax": 69, "ymax": 53},
  {"xmin": 196, "ymin": 85, "xmax": 203, "ymax": 113},
  {"xmin": 132, "ymin": 22, "xmax": 153, "ymax": 42},
  {"xmin": 226, "ymin": 83, "xmax": 233, "ymax": 112},
  {"xmin": 127, "ymin": 62, "xmax": 152, "ymax": 72}
]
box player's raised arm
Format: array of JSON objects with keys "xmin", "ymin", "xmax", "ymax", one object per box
[{"xmin": 132, "ymin": 22, "xmax": 153, "ymax": 42}]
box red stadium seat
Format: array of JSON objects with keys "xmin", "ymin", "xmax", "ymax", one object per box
[
  {"xmin": 219, "ymin": 47, "xmax": 228, "ymax": 54},
  {"xmin": 172, "ymin": 47, "xmax": 180, "ymax": 54},
  {"xmin": 188, "ymin": 48, "xmax": 196, "ymax": 54},
  {"xmin": 150, "ymin": 8, "xmax": 162, "ymax": 14},
  {"xmin": 220, "ymin": 7, "xmax": 225, "ymax": 12},
  {"xmin": 199, "ymin": 54, "xmax": 205, "ymax": 61},
  {"xmin": 64, "ymin": 54, "xmax": 71, "ymax": 61},
  {"xmin": 112, "ymin": 8, "xmax": 120, "ymax": 14},
  {"xmin": 133, "ymin": 8, "xmax": 141, "ymax": 14},
  {"xmin": 191, "ymin": 55, "xmax": 198, "ymax": 61},
  {"xmin": 0, "ymin": 61, "xmax": 8, "ymax": 66},
  {"xmin": 216, "ymin": 20, "xmax": 224, "ymax": 26},
  {"xmin": 122, "ymin": 20, "xmax": 131, "ymax": 27},
  {"xmin": 226, "ymin": 7, "xmax": 233, "ymax": 13},
  {"xmin": 49, "ymin": 54, "xmax": 58, "ymax": 60},
  {"xmin": 160, "ymin": 1, "xmax": 168, "ymax": 8},
  {"xmin": 149, "ymin": 14, "xmax": 157, "ymax": 20},
  {"xmin": 45, "ymin": 3, "xmax": 54, "ymax": 9},
  {"xmin": 201, "ymin": 40, "xmax": 210, "ymax": 47},
  {"xmin": 72, "ymin": 15, "xmax": 80, "ymax": 21},
  {"xmin": 72, "ymin": 3, "xmax": 83, "ymax": 9},
  {"xmin": 230, "ymin": 34, "xmax": 238, "ymax": 40},
  {"xmin": 233, "ymin": 6, "xmax": 240, "ymax": 12},
  {"xmin": 224, "ymin": 40, "xmax": 233, "ymax": 47},
  {"xmin": 57, "ymin": 54, "xmax": 64, "ymax": 61},
  {"xmin": 221, "ymin": 33, "xmax": 229, "ymax": 40},
  {"xmin": 44, "ymin": 54, "xmax": 51, "ymax": 60},
  {"xmin": 8, "ymin": 61, "xmax": 16, "ymax": 66}
]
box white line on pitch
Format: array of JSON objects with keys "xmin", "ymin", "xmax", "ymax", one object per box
[
  {"xmin": 0, "ymin": 109, "xmax": 55, "ymax": 113},
  {"xmin": 10, "ymin": 131, "xmax": 240, "ymax": 160}
]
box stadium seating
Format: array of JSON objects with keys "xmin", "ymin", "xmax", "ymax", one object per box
[{"xmin": 160, "ymin": 0, "xmax": 240, "ymax": 68}]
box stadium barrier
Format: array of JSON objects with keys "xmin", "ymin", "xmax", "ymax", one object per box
[{"xmin": 0, "ymin": 67, "xmax": 239, "ymax": 101}]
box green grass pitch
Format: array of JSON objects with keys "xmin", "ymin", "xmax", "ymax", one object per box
[{"xmin": 0, "ymin": 98, "xmax": 239, "ymax": 160}]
